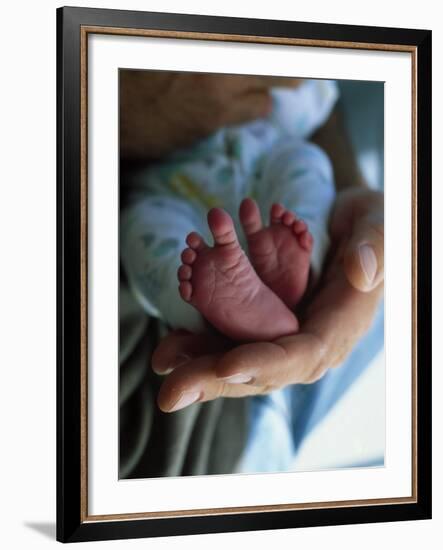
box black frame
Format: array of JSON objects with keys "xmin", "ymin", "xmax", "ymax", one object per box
[{"xmin": 57, "ymin": 6, "xmax": 432, "ymax": 543}]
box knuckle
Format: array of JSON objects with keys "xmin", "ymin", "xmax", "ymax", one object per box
[
  {"xmin": 260, "ymin": 382, "xmax": 282, "ymax": 395},
  {"xmin": 304, "ymin": 365, "xmax": 328, "ymax": 383},
  {"xmin": 217, "ymin": 380, "xmax": 231, "ymax": 399}
]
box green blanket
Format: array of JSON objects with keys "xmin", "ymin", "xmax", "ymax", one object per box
[{"xmin": 119, "ymin": 282, "xmax": 249, "ymax": 479}]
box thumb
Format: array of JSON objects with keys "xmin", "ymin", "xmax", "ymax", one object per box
[{"xmin": 343, "ymin": 217, "xmax": 384, "ymax": 292}]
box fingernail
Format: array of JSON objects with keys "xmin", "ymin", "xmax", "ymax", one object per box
[
  {"xmin": 152, "ymin": 366, "xmax": 174, "ymax": 376},
  {"xmin": 220, "ymin": 373, "xmax": 253, "ymax": 384},
  {"xmin": 174, "ymin": 352, "xmax": 192, "ymax": 367},
  {"xmin": 152, "ymin": 353, "xmax": 191, "ymax": 376},
  {"xmin": 169, "ymin": 391, "xmax": 201, "ymax": 412},
  {"xmin": 358, "ymin": 244, "xmax": 377, "ymax": 286},
  {"xmin": 167, "ymin": 352, "xmax": 192, "ymax": 372}
]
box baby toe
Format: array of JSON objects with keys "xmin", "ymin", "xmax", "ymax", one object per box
[
  {"xmin": 179, "ymin": 281, "xmax": 193, "ymax": 302},
  {"xmin": 239, "ymin": 197, "xmax": 263, "ymax": 236},
  {"xmin": 299, "ymin": 230, "xmax": 313, "ymax": 252},
  {"xmin": 207, "ymin": 208, "xmax": 238, "ymax": 246},
  {"xmin": 181, "ymin": 248, "xmax": 197, "ymax": 265},
  {"xmin": 178, "ymin": 264, "xmax": 192, "ymax": 281},
  {"xmin": 270, "ymin": 203, "xmax": 285, "ymax": 224},
  {"xmin": 282, "ymin": 211, "xmax": 296, "ymax": 226},
  {"xmin": 292, "ymin": 219, "xmax": 307, "ymax": 235},
  {"xmin": 186, "ymin": 232, "xmax": 207, "ymax": 251}
]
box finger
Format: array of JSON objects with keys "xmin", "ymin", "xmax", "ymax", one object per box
[
  {"xmin": 245, "ymin": 76, "xmax": 303, "ymax": 90},
  {"xmin": 214, "ymin": 333, "xmax": 327, "ymax": 389},
  {"xmin": 225, "ymin": 75, "xmax": 302, "ymax": 94},
  {"xmin": 157, "ymin": 355, "xmax": 263, "ymax": 412},
  {"xmin": 263, "ymin": 76, "xmax": 303, "ymax": 89},
  {"xmin": 343, "ymin": 217, "xmax": 384, "ymax": 292},
  {"xmin": 151, "ymin": 330, "xmax": 229, "ymax": 375},
  {"xmin": 223, "ymin": 91, "xmax": 273, "ymax": 125}
]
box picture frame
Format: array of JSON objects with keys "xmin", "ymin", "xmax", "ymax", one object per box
[{"xmin": 56, "ymin": 6, "xmax": 432, "ymax": 543}]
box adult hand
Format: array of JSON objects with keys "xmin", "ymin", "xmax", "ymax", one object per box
[
  {"xmin": 120, "ymin": 71, "xmax": 301, "ymax": 160},
  {"xmin": 151, "ymin": 187, "xmax": 384, "ymax": 412}
]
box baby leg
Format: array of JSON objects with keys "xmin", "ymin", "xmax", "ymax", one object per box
[
  {"xmin": 244, "ymin": 140, "xmax": 336, "ymax": 304},
  {"xmin": 120, "ymin": 194, "xmax": 209, "ymax": 333}
]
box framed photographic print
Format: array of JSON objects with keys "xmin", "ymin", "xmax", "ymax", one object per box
[{"xmin": 56, "ymin": 6, "xmax": 432, "ymax": 543}]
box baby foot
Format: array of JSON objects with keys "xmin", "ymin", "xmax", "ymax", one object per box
[
  {"xmin": 239, "ymin": 198, "xmax": 313, "ymax": 309},
  {"xmin": 177, "ymin": 207, "xmax": 299, "ymax": 342}
]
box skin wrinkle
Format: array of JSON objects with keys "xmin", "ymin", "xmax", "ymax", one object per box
[
  {"xmin": 204, "ymin": 261, "xmax": 217, "ymax": 306},
  {"xmin": 251, "ymin": 244, "xmax": 282, "ymax": 273},
  {"xmin": 213, "ymin": 229, "xmax": 236, "ymax": 244},
  {"xmin": 279, "ymin": 332, "xmax": 327, "ymax": 382},
  {"xmin": 215, "ymin": 379, "xmax": 228, "ymax": 400},
  {"xmin": 260, "ymin": 383, "xmax": 281, "ymax": 395},
  {"xmin": 222, "ymin": 340, "xmax": 289, "ymax": 387},
  {"xmin": 210, "ymin": 254, "xmax": 260, "ymax": 305}
]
